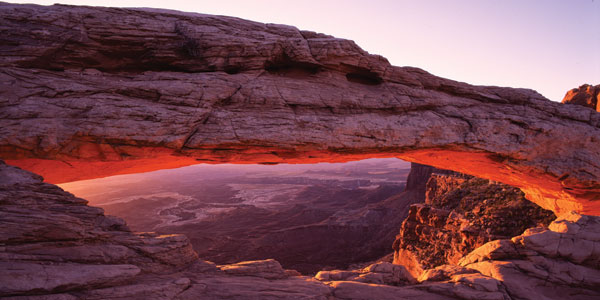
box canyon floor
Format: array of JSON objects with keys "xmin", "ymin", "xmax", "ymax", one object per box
[
  {"xmin": 60, "ymin": 159, "xmax": 411, "ymax": 274},
  {"xmin": 2, "ymin": 160, "xmax": 600, "ymax": 300}
]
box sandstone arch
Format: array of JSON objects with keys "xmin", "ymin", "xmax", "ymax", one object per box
[{"xmin": 1, "ymin": 3, "xmax": 599, "ymax": 215}]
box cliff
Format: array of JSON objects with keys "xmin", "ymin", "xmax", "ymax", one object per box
[
  {"xmin": 3, "ymin": 161, "xmax": 598, "ymax": 299},
  {"xmin": 392, "ymin": 173, "xmax": 555, "ymax": 277},
  {"xmin": 0, "ymin": 3, "xmax": 599, "ymax": 215}
]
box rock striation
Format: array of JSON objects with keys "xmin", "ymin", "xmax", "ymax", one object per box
[
  {"xmin": 0, "ymin": 108, "xmax": 597, "ymax": 299},
  {"xmin": 1, "ymin": 3, "xmax": 600, "ymax": 299},
  {"xmin": 2, "ymin": 134, "xmax": 594, "ymax": 299},
  {"xmin": 456, "ymin": 212, "xmax": 600, "ymax": 300},
  {"xmin": 562, "ymin": 84, "xmax": 600, "ymax": 112},
  {"xmin": 0, "ymin": 3, "xmax": 599, "ymax": 215},
  {"xmin": 315, "ymin": 261, "xmax": 419, "ymax": 286},
  {"xmin": 0, "ymin": 160, "xmax": 541, "ymax": 299},
  {"xmin": 399, "ymin": 210, "xmax": 600, "ymax": 300},
  {"xmin": 392, "ymin": 173, "xmax": 555, "ymax": 277},
  {"xmin": 0, "ymin": 160, "xmax": 202, "ymax": 297}
]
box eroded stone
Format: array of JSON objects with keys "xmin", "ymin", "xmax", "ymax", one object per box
[{"xmin": 0, "ymin": 3, "xmax": 598, "ymax": 216}]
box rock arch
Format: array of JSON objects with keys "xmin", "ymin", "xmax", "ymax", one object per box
[{"xmin": 1, "ymin": 3, "xmax": 599, "ymax": 215}]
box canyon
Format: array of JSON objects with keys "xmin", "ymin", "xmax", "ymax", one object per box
[
  {"xmin": 1, "ymin": 2, "xmax": 600, "ymax": 300},
  {"xmin": 2, "ymin": 161, "xmax": 599, "ymax": 299},
  {"xmin": 60, "ymin": 159, "xmax": 413, "ymax": 274}
]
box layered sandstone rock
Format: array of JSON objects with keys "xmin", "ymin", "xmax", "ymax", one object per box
[
  {"xmin": 392, "ymin": 173, "xmax": 555, "ymax": 277},
  {"xmin": 1, "ymin": 2, "xmax": 600, "ymax": 299},
  {"xmin": 562, "ymin": 84, "xmax": 600, "ymax": 111},
  {"xmin": 0, "ymin": 160, "xmax": 525, "ymax": 299},
  {"xmin": 315, "ymin": 261, "xmax": 415, "ymax": 286},
  {"xmin": 0, "ymin": 3, "xmax": 599, "ymax": 215},
  {"xmin": 457, "ymin": 212, "xmax": 600, "ymax": 300},
  {"xmin": 407, "ymin": 212, "xmax": 600, "ymax": 300},
  {"xmin": 315, "ymin": 260, "xmax": 514, "ymax": 300},
  {"xmin": 0, "ymin": 160, "xmax": 201, "ymax": 297},
  {"xmin": 323, "ymin": 163, "xmax": 457, "ymax": 271},
  {"xmin": 405, "ymin": 163, "xmax": 457, "ymax": 197},
  {"xmin": 3, "ymin": 143, "xmax": 587, "ymax": 299}
]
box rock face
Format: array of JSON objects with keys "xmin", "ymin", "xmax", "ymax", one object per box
[
  {"xmin": 1, "ymin": 3, "xmax": 600, "ymax": 299},
  {"xmin": 327, "ymin": 163, "xmax": 456, "ymax": 269},
  {"xmin": 405, "ymin": 163, "xmax": 457, "ymax": 198},
  {"xmin": 0, "ymin": 3, "xmax": 599, "ymax": 215},
  {"xmin": 317, "ymin": 260, "xmax": 515, "ymax": 300},
  {"xmin": 0, "ymin": 160, "xmax": 546, "ymax": 299},
  {"xmin": 562, "ymin": 84, "xmax": 600, "ymax": 111},
  {"xmin": 457, "ymin": 212, "xmax": 600, "ymax": 300},
  {"xmin": 406, "ymin": 211, "xmax": 600, "ymax": 300},
  {"xmin": 315, "ymin": 261, "xmax": 415, "ymax": 286},
  {"xmin": 0, "ymin": 160, "xmax": 202, "ymax": 297},
  {"xmin": 5, "ymin": 158, "xmax": 587, "ymax": 299},
  {"xmin": 392, "ymin": 173, "xmax": 555, "ymax": 277}
]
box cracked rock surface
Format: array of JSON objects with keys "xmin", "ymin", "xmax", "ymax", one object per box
[
  {"xmin": 457, "ymin": 212, "xmax": 600, "ymax": 300},
  {"xmin": 1, "ymin": 3, "xmax": 600, "ymax": 300},
  {"xmin": 0, "ymin": 161, "xmax": 520, "ymax": 299},
  {"xmin": 0, "ymin": 3, "xmax": 599, "ymax": 215},
  {"xmin": 392, "ymin": 172, "xmax": 555, "ymax": 277}
]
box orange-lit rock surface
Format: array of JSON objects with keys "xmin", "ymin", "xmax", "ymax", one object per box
[
  {"xmin": 1, "ymin": 3, "xmax": 600, "ymax": 299},
  {"xmin": 3, "ymin": 159, "xmax": 598, "ymax": 299},
  {"xmin": 0, "ymin": 160, "xmax": 519, "ymax": 300},
  {"xmin": 392, "ymin": 173, "xmax": 555, "ymax": 278},
  {"xmin": 456, "ymin": 212, "xmax": 600, "ymax": 300},
  {"xmin": 1, "ymin": 4, "xmax": 599, "ymax": 216},
  {"xmin": 0, "ymin": 3, "xmax": 599, "ymax": 215},
  {"xmin": 562, "ymin": 84, "xmax": 600, "ymax": 112}
]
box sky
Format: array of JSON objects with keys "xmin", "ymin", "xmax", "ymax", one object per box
[{"xmin": 5, "ymin": 0, "xmax": 600, "ymax": 101}]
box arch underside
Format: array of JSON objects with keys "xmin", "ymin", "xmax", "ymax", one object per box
[{"xmin": 0, "ymin": 3, "xmax": 599, "ymax": 216}]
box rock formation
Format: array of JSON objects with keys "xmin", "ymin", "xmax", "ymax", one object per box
[
  {"xmin": 319, "ymin": 210, "xmax": 600, "ymax": 299},
  {"xmin": 562, "ymin": 84, "xmax": 600, "ymax": 111},
  {"xmin": 404, "ymin": 163, "xmax": 457, "ymax": 199},
  {"xmin": 0, "ymin": 160, "xmax": 203, "ymax": 297},
  {"xmin": 1, "ymin": 2, "xmax": 600, "ymax": 299},
  {"xmin": 0, "ymin": 160, "xmax": 558, "ymax": 299},
  {"xmin": 455, "ymin": 212, "xmax": 600, "ymax": 300},
  {"xmin": 0, "ymin": 3, "xmax": 599, "ymax": 215},
  {"xmin": 392, "ymin": 173, "xmax": 555, "ymax": 277}
]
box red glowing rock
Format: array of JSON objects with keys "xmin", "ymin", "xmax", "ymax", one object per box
[{"xmin": 1, "ymin": 3, "xmax": 599, "ymax": 216}]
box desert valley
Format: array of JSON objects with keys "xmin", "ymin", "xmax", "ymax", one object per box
[{"xmin": 61, "ymin": 159, "xmax": 412, "ymax": 274}]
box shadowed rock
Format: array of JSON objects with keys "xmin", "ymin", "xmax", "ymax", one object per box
[
  {"xmin": 456, "ymin": 212, "xmax": 600, "ymax": 300},
  {"xmin": 1, "ymin": 3, "xmax": 600, "ymax": 298},
  {"xmin": 0, "ymin": 160, "xmax": 523, "ymax": 300},
  {"xmin": 0, "ymin": 3, "xmax": 599, "ymax": 215}
]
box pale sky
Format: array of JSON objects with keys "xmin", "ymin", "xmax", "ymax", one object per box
[{"xmin": 6, "ymin": 0, "xmax": 600, "ymax": 101}]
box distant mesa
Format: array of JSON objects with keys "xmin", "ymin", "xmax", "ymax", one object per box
[{"xmin": 562, "ymin": 84, "xmax": 600, "ymax": 111}]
